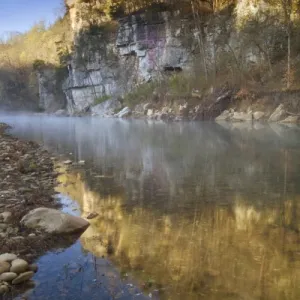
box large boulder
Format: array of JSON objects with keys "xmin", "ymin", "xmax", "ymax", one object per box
[
  {"xmin": 21, "ymin": 208, "xmax": 90, "ymax": 234},
  {"xmin": 232, "ymin": 111, "xmax": 253, "ymax": 122}
]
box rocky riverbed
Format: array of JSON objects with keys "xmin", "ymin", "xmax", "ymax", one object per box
[{"xmin": 0, "ymin": 123, "xmax": 89, "ymax": 297}]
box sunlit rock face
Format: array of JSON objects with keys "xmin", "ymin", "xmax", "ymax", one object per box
[
  {"xmin": 58, "ymin": 0, "xmax": 275, "ymax": 114},
  {"xmin": 62, "ymin": 9, "xmax": 194, "ymax": 113}
]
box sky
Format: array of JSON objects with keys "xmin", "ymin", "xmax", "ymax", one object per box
[{"xmin": 0, "ymin": 0, "xmax": 63, "ymax": 36}]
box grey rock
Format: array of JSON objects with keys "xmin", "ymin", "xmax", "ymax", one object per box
[
  {"xmin": 54, "ymin": 109, "xmax": 69, "ymax": 117},
  {"xmin": 91, "ymin": 99, "xmax": 122, "ymax": 117},
  {"xmin": 0, "ymin": 272, "xmax": 18, "ymax": 281},
  {"xmin": 12, "ymin": 271, "xmax": 34, "ymax": 285},
  {"xmin": 215, "ymin": 110, "xmax": 233, "ymax": 121},
  {"xmin": 0, "ymin": 253, "xmax": 18, "ymax": 262},
  {"xmin": 232, "ymin": 111, "xmax": 253, "ymax": 122},
  {"xmin": 21, "ymin": 207, "xmax": 90, "ymax": 234}
]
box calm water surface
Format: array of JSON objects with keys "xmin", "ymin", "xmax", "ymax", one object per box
[{"xmin": 2, "ymin": 114, "xmax": 300, "ymax": 300}]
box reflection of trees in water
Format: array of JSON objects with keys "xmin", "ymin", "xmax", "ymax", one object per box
[
  {"xmin": 58, "ymin": 170, "xmax": 300, "ymax": 300},
  {"xmin": 7, "ymin": 116, "xmax": 300, "ymax": 209}
]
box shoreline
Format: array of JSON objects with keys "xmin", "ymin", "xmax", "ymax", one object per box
[{"xmin": 0, "ymin": 123, "xmax": 82, "ymax": 297}]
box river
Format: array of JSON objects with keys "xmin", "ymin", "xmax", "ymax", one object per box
[{"xmin": 2, "ymin": 114, "xmax": 300, "ymax": 300}]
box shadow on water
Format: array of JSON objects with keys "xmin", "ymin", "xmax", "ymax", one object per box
[{"xmin": 2, "ymin": 114, "xmax": 300, "ymax": 299}]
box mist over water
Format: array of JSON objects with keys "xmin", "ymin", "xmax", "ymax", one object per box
[{"xmin": 2, "ymin": 114, "xmax": 300, "ymax": 299}]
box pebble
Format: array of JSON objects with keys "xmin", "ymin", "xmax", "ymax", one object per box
[
  {"xmin": 28, "ymin": 233, "xmax": 36, "ymax": 237},
  {"xmin": 11, "ymin": 236, "xmax": 25, "ymax": 242},
  {"xmin": 0, "ymin": 261, "xmax": 10, "ymax": 274},
  {"xmin": 0, "ymin": 211, "xmax": 12, "ymax": 223},
  {"xmin": 0, "ymin": 285, "xmax": 9, "ymax": 294},
  {"xmin": 0, "ymin": 253, "xmax": 18, "ymax": 262},
  {"xmin": 10, "ymin": 259, "xmax": 29, "ymax": 274},
  {"xmin": 12, "ymin": 271, "xmax": 34, "ymax": 285},
  {"xmin": 63, "ymin": 160, "xmax": 73, "ymax": 165},
  {"xmin": 0, "ymin": 224, "xmax": 8, "ymax": 231},
  {"xmin": 0, "ymin": 272, "xmax": 18, "ymax": 281}
]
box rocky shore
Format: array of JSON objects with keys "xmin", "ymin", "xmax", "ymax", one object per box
[
  {"xmin": 54, "ymin": 87, "xmax": 300, "ymax": 125},
  {"xmin": 0, "ymin": 123, "xmax": 89, "ymax": 297}
]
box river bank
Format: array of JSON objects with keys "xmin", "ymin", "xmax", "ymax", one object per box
[
  {"xmin": 52, "ymin": 86, "xmax": 300, "ymax": 124},
  {"xmin": 0, "ymin": 123, "xmax": 85, "ymax": 297}
]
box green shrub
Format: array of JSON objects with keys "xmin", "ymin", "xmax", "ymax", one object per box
[
  {"xmin": 94, "ymin": 94, "xmax": 111, "ymax": 105},
  {"xmin": 124, "ymin": 82, "xmax": 156, "ymax": 108}
]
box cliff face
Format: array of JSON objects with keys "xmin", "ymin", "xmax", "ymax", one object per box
[
  {"xmin": 63, "ymin": 11, "xmax": 195, "ymax": 114},
  {"xmin": 38, "ymin": 1, "xmax": 272, "ymax": 116}
]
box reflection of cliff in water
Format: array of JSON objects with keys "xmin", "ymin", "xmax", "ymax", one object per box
[
  {"xmin": 58, "ymin": 169, "xmax": 300, "ymax": 300},
  {"xmin": 6, "ymin": 117, "xmax": 300, "ymax": 208}
]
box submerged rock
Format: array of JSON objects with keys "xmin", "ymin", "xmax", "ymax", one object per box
[
  {"xmin": 21, "ymin": 207, "xmax": 90, "ymax": 234},
  {"xmin": 86, "ymin": 212, "xmax": 99, "ymax": 220}
]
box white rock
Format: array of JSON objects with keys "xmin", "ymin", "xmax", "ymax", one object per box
[
  {"xmin": 12, "ymin": 271, "xmax": 34, "ymax": 285},
  {"xmin": 0, "ymin": 253, "xmax": 17, "ymax": 262},
  {"xmin": 280, "ymin": 115, "xmax": 299, "ymax": 123},
  {"xmin": 253, "ymin": 111, "xmax": 265, "ymax": 120},
  {"xmin": 269, "ymin": 104, "xmax": 286, "ymax": 122},
  {"xmin": 10, "ymin": 259, "xmax": 28, "ymax": 274},
  {"xmin": 115, "ymin": 107, "xmax": 131, "ymax": 118},
  {"xmin": 63, "ymin": 160, "xmax": 73, "ymax": 165},
  {"xmin": 21, "ymin": 207, "xmax": 90, "ymax": 234},
  {"xmin": 232, "ymin": 111, "xmax": 253, "ymax": 122},
  {"xmin": 0, "ymin": 272, "xmax": 18, "ymax": 281},
  {"xmin": 147, "ymin": 109, "xmax": 154, "ymax": 117}
]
